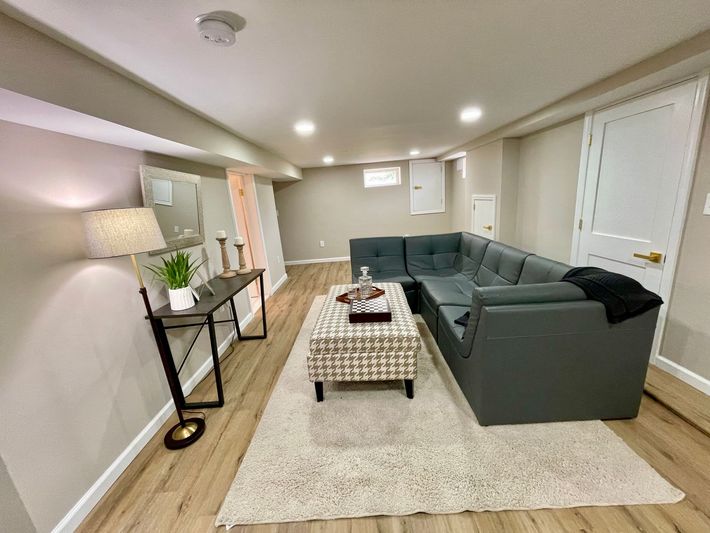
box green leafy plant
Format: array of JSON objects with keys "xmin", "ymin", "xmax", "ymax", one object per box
[{"xmin": 144, "ymin": 250, "xmax": 205, "ymax": 290}]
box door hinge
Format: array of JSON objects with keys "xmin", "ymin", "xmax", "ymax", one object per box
[
  {"xmin": 578, "ymin": 218, "xmax": 583, "ymax": 230},
  {"xmin": 588, "ymin": 134, "xmax": 593, "ymax": 147},
  {"xmin": 239, "ymin": 188, "xmax": 245, "ymax": 197}
]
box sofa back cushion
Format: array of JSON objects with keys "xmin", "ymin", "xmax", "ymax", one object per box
[
  {"xmin": 405, "ymin": 233, "xmax": 461, "ymax": 274},
  {"xmin": 349, "ymin": 236, "xmax": 406, "ymax": 279},
  {"xmin": 518, "ymin": 255, "xmax": 571, "ymax": 284},
  {"xmin": 455, "ymin": 232, "xmax": 491, "ymax": 279},
  {"xmin": 473, "ymin": 242, "xmax": 531, "ymax": 287}
]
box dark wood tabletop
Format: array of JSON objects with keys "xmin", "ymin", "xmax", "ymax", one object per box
[{"xmin": 150, "ymin": 269, "xmax": 265, "ymax": 319}]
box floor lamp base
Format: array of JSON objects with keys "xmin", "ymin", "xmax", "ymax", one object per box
[{"xmin": 164, "ymin": 417, "xmax": 206, "ymax": 450}]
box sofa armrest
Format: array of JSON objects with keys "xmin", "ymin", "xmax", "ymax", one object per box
[
  {"xmin": 464, "ymin": 301, "xmax": 659, "ymax": 424},
  {"xmin": 473, "ymin": 282, "xmax": 586, "ymax": 307},
  {"xmin": 462, "ymin": 282, "xmax": 586, "ymax": 344}
]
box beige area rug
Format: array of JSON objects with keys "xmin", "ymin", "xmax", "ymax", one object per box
[{"xmin": 216, "ymin": 296, "xmax": 683, "ymax": 527}]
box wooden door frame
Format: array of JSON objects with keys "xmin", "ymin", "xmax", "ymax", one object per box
[
  {"xmin": 569, "ymin": 74, "xmax": 709, "ymax": 364},
  {"xmin": 226, "ymin": 171, "xmax": 272, "ymax": 308},
  {"xmin": 470, "ymin": 194, "xmax": 497, "ymax": 240}
]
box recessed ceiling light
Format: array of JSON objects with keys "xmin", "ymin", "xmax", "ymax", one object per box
[
  {"xmin": 294, "ymin": 120, "xmax": 315, "ymax": 136},
  {"xmin": 410, "ymin": 149, "xmax": 421, "ymax": 156},
  {"xmin": 460, "ymin": 107, "xmax": 483, "ymax": 123},
  {"xmin": 323, "ymin": 155, "xmax": 334, "ymax": 164}
]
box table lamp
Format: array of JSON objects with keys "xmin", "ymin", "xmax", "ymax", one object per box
[{"xmin": 82, "ymin": 207, "xmax": 206, "ymax": 449}]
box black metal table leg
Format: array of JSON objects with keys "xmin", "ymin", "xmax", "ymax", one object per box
[
  {"xmin": 405, "ymin": 379, "xmax": 414, "ymax": 399},
  {"xmin": 315, "ymin": 381, "xmax": 324, "ymax": 402},
  {"xmin": 183, "ymin": 313, "xmax": 224, "ymax": 409},
  {"xmin": 236, "ymin": 272, "xmax": 267, "ymax": 340},
  {"xmin": 229, "ymin": 296, "xmax": 242, "ymax": 338},
  {"xmin": 153, "ymin": 317, "xmax": 188, "ymax": 410}
]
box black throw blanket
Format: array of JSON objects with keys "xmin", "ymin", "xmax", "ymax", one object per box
[{"xmin": 562, "ymin": 266, "xmax": 663, "ymax": 323}]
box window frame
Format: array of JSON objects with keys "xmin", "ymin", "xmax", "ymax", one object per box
[{"xmin": 363, "ymin": 166, "xmax": 402, "ymax": 189}]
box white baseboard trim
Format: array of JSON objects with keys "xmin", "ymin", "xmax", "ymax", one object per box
[
  {"xmin": 653, "ymin": 355, "xmax": 710, "ymax": 395},
  {"xmin": 271, "ymin": 272, "xmax": 288, "ymax": 294},
  {"xmin": 52, "ymin": 312, "xmax": 253, "ymax": 533},
  {"xmin": 284, "ymin": 256, "xmax": 350, "ymax": 266}
]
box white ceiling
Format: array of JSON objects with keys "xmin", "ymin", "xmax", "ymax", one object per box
[{"xmin": 3, "ymin": 0, "xmax": 710, "ymax": 168}]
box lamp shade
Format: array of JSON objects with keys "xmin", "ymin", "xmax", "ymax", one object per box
[{"xmin": 82, "ymin": 207, "xmax": 167, "ymax": 258}]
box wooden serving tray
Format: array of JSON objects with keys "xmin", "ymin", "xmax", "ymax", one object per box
[{"xmin": 335, "ymin": 286, "xmax": 385, "ymax": 304}]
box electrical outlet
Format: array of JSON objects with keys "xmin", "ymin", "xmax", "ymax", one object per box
[
  {"xmin": 703, "ymin": 193, "xmax": 710, "ymax": 215},
  {"xmin": 319, "ymin": 240, "xmax": 325, "ymax": 248},
  {"xmin": 174, "ymin": 225, "xmax": 180, "ymax": 233}
]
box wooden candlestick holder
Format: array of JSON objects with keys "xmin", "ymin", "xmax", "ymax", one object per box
[
  {"xmin": 235, "ymin": 243, "xmax": 252, "ymax": 275},
  {"xmin": 217, "ymin": 237, "xmax": 236, "ymax": 278}
]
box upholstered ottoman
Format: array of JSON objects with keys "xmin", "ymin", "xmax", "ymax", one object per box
[{"xmin": 308, "ymin": 283, "xmax": 421, "ymax": 401}]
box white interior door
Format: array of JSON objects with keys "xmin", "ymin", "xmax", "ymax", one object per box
[
  {"xmin": 575, "ymin": 81, "xmax": 698, "ymax": 294},
  {"xmin": 410, "ymin": 160, "xmax": 444, "ymax": 214},
  {"xmin": 471, "ymin": 195, "xmax": 496, "ymax": 239}
]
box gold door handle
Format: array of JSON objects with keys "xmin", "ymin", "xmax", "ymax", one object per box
[
  {"xmin": 483, "ymin": 224, "xmax": 493, "ymax": 231},
  {"xmin": 413, "ymin": 185, "xmax": 423, "ymax": 190},
  {"xmin": 633, "ymin": 251, "xmax": 663, "ymax": 263}
]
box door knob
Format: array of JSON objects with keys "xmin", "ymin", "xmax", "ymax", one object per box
[
  {"xmin": 413, "ymin": 185, "xmax": 423, "ymax": 190},
  {"xmin": 633, "ymin": 251, "xmax": 663, "ymax": 263},
  {"xmin": 483, "ymin": 224, "xmax": 493, "ymax": 231}
]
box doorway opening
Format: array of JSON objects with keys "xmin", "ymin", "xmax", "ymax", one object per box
[{"xmin": 227, "ymin": 171, "xmax": 271, "ymax": 314}]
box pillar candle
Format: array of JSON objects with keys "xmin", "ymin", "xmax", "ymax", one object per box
[
  {"xmin": 234, "ymin": 236, "xmax": 244, "ymax": 245},
  {"xmin": 216, "ymin": 230, "xmax": 227, "ymax": 239}
]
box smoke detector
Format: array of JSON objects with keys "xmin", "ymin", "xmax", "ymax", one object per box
[{"xmin": 195, "ymin": 11, "xmax": 246, "ymax": 47}]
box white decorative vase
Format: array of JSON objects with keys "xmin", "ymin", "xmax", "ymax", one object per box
[{"xmin": 168, "ymin": 286, "xmax": 195, "ymax": 311}]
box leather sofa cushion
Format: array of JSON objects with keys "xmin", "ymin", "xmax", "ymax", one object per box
[
  {"xmin": 408, "ymin": 268, "xmax": 459, "ymax": 282},
  {"xmin": 350, "ymin": 236, "xmax": 408, "ymax": 278},
  {"xmin": 518, "ymin": 255, "xmax": 571, "ymax": 284},
  {"xmin": 351, "ymin": 271, "xmax": 417, "ymax": 292},
  {"xmin": 474, "ymin": 241, "xmax": 531, "ymax": 287},
  {"xmin": 405, "ymin": 233, "xmax": 461, "ymax": 277},
  {"xmin": 455, "ymin": 232, "xmax": 491, "ymax": 279},
  {"xmin": 437, "ymin": 305, "xmax": 469, "ymax": 358},
  {"xmin": 420, "ymin": 276, "xmax": 476, "ymax": 309}
]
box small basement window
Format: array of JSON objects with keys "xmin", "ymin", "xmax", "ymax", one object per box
[{"xmin": 363, "ymin": 167, "xmax": 401, "ymax": 188}]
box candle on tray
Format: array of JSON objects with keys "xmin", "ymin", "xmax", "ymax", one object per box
[
  {"xmin": 234, "ymin": 236, "xmax": 244, "ymax": 245},
  {"xmin": 216, "ymin": 229, "xmax": 227, "ymax": 239}
]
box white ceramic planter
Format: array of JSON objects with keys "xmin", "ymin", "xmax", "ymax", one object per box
[{"xmin": 168, "ymin": 286, "xmax": 195, "ymax": 311}]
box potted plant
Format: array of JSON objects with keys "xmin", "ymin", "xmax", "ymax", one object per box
[{"xmin": 145, "ymin": 250, "xmax": 205, "ymax": 311}]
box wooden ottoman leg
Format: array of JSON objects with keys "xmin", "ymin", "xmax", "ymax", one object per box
[
  {"xmin": 315, "ymin": 381, "xmax": 324, "ymax": 402},
  {"xmin": 405, "ymin": 379, "xmax": 414, "ymax": 399}
]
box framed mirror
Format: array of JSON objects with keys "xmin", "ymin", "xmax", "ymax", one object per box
[{"xmin": 140, "ymin": 165, "xmax": 204, "ymax": 255}]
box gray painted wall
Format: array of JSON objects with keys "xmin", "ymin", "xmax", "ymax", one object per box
[
  {"xmin": 662, "ymin": 107, "xmax": 710, "ymax": 380},
  {"xmin": 274, "ymin": 160, "xmax": 452, "ymax": 262},
  {"xmin": 0, "ymin": 454, "xmax": 35, "ymax": 533},
  {"xmin": 0, "ymin": 119, "xmax": 250, "ymax": 532},
  {"xmin": 255, "ymin": 176, "xmax": 287, "ymax": 289},
  {"xmin": 515, "ymin": 118, "xmax": 584, "ymax": 261}
]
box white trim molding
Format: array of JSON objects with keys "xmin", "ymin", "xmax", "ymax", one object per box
[
  {"xmin": 653, "ymin": 356, "xmax": 710, "ymax": 396},
  {"xmin": 271, "ymin": 272, "xmax": 288, "ymax": 293},
  {"xmin": 285, "ymin": 256, "xmax": 350, "ymax": 266},
  {"xmin": 51, "ymin": 312, "xmax": 253, "ymax": 533}
]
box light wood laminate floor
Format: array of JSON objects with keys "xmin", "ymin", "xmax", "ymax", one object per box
[{"xmin": 78, "ymin": 262, "xmax": 710, "ymax": 533}]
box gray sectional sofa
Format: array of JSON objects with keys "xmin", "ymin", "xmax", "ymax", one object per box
[{"xmin": 350, "ymin": 232, "xmax": 658, "ymax": 425}]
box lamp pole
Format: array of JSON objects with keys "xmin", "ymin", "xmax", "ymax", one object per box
[{"xmin": 132, "ymin": 253, "xmax": 205, "ymax": 449}]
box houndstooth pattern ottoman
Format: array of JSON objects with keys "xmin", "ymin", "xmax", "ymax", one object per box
[{"xmin": 308, "ymin": 283, "xmax": 421, "ymax": 401}]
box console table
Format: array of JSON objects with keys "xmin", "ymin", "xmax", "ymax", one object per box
[{"xmin": 146, "ymin": 269, "xmax": 266, "ymax": 411}]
